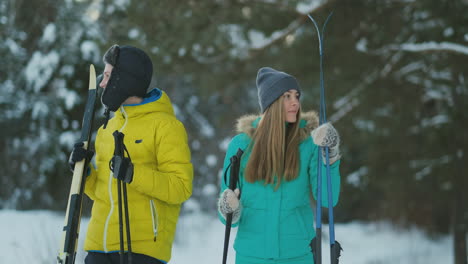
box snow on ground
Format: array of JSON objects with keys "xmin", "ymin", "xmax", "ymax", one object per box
[{"xmin": 0, "ymin": 209, "xmax": 452, "ymax": 264}]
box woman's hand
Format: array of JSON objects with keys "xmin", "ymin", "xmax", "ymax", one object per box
[
  {"xmin": 218, "ymin": 189, "xmax": 242, "ymax": 224},
  {"xmin": 311, "ymin": 123, "xmax": 341, "ymax": 164}
]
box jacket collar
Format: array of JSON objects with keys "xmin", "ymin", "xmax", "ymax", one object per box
[
  {"xmin": 236, "ymin": 111, "xmax": 319, "ymax": 141},
  {"xmin": 117, "ymin": 88, "xmax": 175, "ymax": 118}
]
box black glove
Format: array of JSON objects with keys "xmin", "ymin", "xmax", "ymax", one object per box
[
  {"xmin": 110, "ymin": 155, "xmax": 134, "ymax": 183},
  {"xmin": 68, "ymin": 142, "xmax": 94, "ymax": 172}
]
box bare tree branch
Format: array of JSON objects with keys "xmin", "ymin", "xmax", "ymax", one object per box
[
  {"xmin": 396, "ymin": 42, "xmax": 468, "ymax": 56},
  {"xmin": 247, "ymin": 0, "xmax": 333, "ymax": 56}
]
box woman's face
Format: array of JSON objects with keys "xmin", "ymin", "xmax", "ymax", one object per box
[
  {"xmin": 282, "ymin": 90, "xmax": 300, "ymax": 123},
  {"xmin": 99, "ymin": 63, "xmax": 114, "ymax": 89}
]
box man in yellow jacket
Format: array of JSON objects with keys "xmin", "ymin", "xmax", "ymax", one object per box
[{"xmin": 69, "ymin": 44, "xmax": 193, "ymax": 264}]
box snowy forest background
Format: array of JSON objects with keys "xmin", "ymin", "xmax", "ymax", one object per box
[{"xmin": 0, "ymin": 0, "xmax": 467, "ymax": 263}]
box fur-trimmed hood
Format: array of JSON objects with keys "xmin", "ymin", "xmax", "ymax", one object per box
[{"xmin": 235, "ymin": 111, "xmax": 319, "ymax": 141}]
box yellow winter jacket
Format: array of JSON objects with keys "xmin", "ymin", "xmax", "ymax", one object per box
[{"xmin": 84, "ymin": 89, "xmax": 193, "ymax": 262}]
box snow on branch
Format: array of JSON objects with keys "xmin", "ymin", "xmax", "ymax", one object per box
[
  {"xmin": 248, "ymin": 18, "xmax": 305, "ymax": 52},
  {"xmin": 296, "ymin": 0, "xmax": 329, "ymax": 15},
  {"xmin": 248, "ymin": 0, "xmax": 330, "ymax": 53},
  {"xmin": 214, "ymin": 1, "xmax": 331, "ymax": 61},
  {"xmin": 399, "ymin": 41, "xmax": 468, "ymax": 56},
  {"xmin": 247, "ymin": 0, "xmax": 328, "ymax": 15}
]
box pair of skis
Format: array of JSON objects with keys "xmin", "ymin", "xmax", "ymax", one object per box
[
  {"xmin": 308, "ymin": 13, "xmax": 342, "ymax": 264},
  {"xmin": 56, "ymin": 65, "xmax": 134, "ymax": 264},
  {"xmin": 57, "ymin": 65, "xmax": 98, "ymax": 264}
]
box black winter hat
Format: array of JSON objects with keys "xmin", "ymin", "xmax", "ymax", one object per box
[
  {"xmin": 101, "ymin": 45, "xmax": 153, "ymax": 112},
  {"xmin": 256, "ymin": 67, "xmax": 301, "ymax": 113}
]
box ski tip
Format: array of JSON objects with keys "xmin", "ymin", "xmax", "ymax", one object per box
[{"xmin": 88, "ymin": 64, "xmax": 97, "ymax": 91}]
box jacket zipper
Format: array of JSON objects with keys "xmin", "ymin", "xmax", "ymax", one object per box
[
  {"xmin": 103, "ymin": 172, "xmax": 114, "ymax": 251},
  {"xmin": 103, "ymin": 106, "xmax": 129, "ymax": 251},
  {"xmin": 149, "ymin": 199, "xmax": 159, "ymax": 241}
]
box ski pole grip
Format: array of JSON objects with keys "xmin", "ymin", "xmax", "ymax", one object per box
[
  {"xmin": 112, "ymin": 130, "xmax": 125, "ymax": 156},
  {"xmin": 228, "ymin": 158, "xmax": 238, "ymax": 191},
  {"xmin": 228, "ymin": 148, "xmax": 244, "ymax": 190}
]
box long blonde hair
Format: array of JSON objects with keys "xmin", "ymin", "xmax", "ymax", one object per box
[{"xmin": 245, "ymin": 97, "xmax": 301, "ymax": 189}]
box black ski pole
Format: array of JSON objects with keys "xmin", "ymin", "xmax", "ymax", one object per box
[
  {"xmin": 116, "ymin": 179, "xmax": 133, "ymax": 264},
  {"xmin": 112, "ymin": 131, "xmax": 134, "ymax": 264},
  {"xmin": 222, "ymin": 148, "xmax": 244, "ymax": 264},
  {"xmin": 57, "ymin": 64, "xmax": 98, "ymax": 264},
  {"xmin": 117, "ymin": 177, "xmax": 125, "ymax": 264},
  {"xmin": 113, "ymin": 131, "xmax": 126, "ymax": 263},
  {"xmin": 123, "ymin": 182, "xmax": 133, "ymax": 264}
]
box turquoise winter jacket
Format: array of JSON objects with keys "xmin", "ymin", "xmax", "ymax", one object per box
[{"xmin": 219, "ymin": 111, "xmax": 341, "ymax": 260}]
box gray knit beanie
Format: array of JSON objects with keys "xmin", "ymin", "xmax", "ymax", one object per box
[{"xmin": 256, "ymin": 67, "xmax": 301, "ymax": 113}]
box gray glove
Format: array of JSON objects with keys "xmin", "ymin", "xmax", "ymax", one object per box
[
  {"xmin": 218, "ymin": 189, "xmax": 242, "ymax": 224},
  {"xmin": 311, "ymin": 123, "xmax": 341, "ymax": 164}
]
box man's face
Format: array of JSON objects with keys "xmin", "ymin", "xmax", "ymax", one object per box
[{"xmin": 99, "ymin": 63, "xmax": 114, "ymax": 89}]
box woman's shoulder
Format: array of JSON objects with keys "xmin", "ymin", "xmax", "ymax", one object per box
[
  {"xmin": 232, "ymin": 111, "xmax": 319, "ymax": 139},
  {"xmin": 230, "ymin": 132, "xmax": 251, "ymax": 148},
  {"xmin": 235, "ymin": 114, "xmax": 259, "ymax": 137},
  {"xmin": 298, "ymin": 111, "xmax": 319, "ymax": 141},
  {"xmin": 299, "ymin": 111, "xmax": 319, "ymax": 132}
]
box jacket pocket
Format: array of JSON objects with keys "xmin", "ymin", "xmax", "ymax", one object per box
[
  {"xmin": 149, "ymin": 199, "xmax": 159, "ymax": 241},
  {"xmin": 296, "ymin": 206, "xmax": 313, "ymax": 239}
]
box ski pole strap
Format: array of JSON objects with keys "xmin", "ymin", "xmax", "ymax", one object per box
[
  {"xmin": 223, "ymin": 149, "xmax": 244, "ymax": 192},
  {"xmin": 223, "ymin": 163, "xmax": 232, "ymax": 187},
  {"xmin": 228, "ymin": 148, "xmax": 244, "ymax": 191}
]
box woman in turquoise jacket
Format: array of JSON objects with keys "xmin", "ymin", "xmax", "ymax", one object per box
[{"xmin": 218, "ymin": 67, "xmax": 341, "ymax": 264}]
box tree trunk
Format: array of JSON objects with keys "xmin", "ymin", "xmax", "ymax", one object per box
[{"xmin": 453, "ymin": 153, "xmax": 467, "ymax": 264}]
